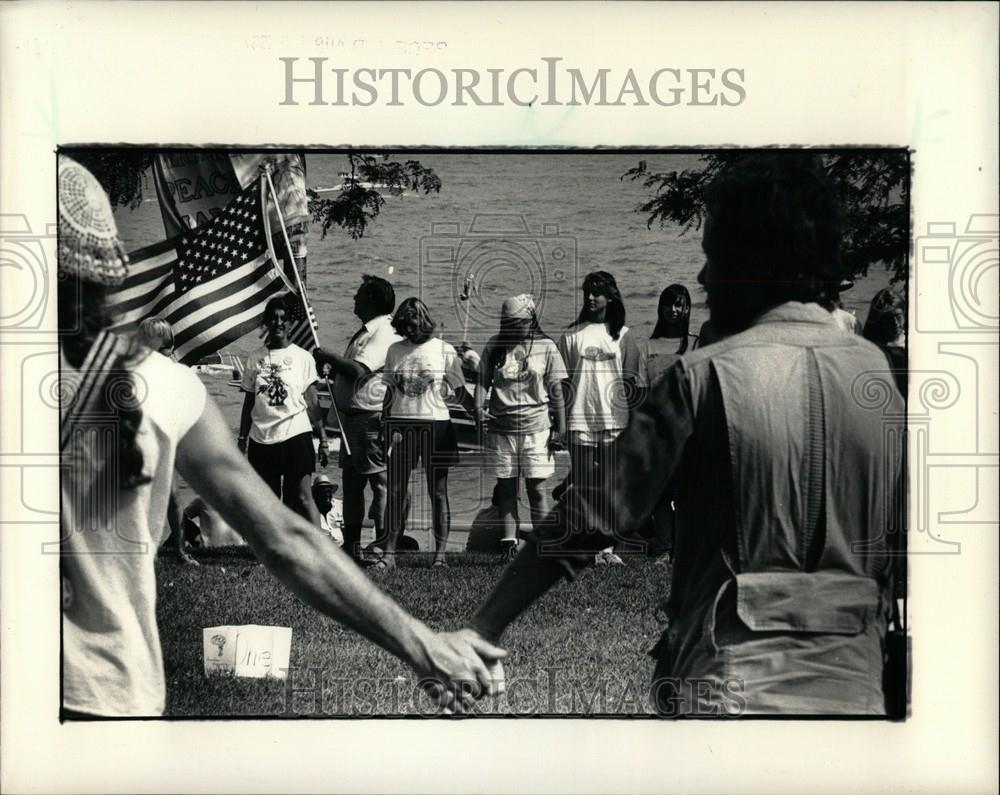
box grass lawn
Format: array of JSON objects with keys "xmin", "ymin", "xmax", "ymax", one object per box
[{"xmin": 156, "ymin": 549, "xmax": 671, "ymax": 717}]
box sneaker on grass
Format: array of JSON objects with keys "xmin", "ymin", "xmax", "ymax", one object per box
[{"xmin": 594, "ymin": 548, "xmax": 625, "ymax": 566}]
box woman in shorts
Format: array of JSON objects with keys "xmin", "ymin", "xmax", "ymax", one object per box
[
  {"xmin": 476, "ymin": 295, "xmax": 567, "ymax": 561},
  {"xmin": 380, "ymin": 298, "xmax": 475, "ymax": 568},
  {"xmin": 238, "ymin": 295, "xmax": 330, "ymax": 524}
]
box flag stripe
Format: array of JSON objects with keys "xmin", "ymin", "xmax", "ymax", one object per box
[
  {"xmin": 110, "ymin": 277, "xmax": 176, "ymax": 324},
  {"xmin": 176, "ymin": 290, "xmax": 281, "ymax": 365},
  {"xmin": 173, "ymin": 263, "xmax": 279, "ymax": 347}
]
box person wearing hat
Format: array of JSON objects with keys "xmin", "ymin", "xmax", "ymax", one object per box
[
  {"xmin": 475, "ymin": 294, "xmax": 567, "ymax": 561},
  {"xmin": 312, "ymin": 474, "xmax": 344, "ymax": 546},
  {"xmin": 58, "ymin": 156, "xmax": 506, "ymax": 718}
]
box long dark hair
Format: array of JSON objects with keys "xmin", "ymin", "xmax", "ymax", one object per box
[
  {"xmin": 863, "ymin": 288, "xmax": 905, "ymax": 345},
  {"xmin": 59, "ymin": 273, "xmax": 151, "ymax": 490},
  {"xmin": 487, "ymin": 312, "xmax": 551, "ymax": 374},
  {"xmin": 572, "ymin": 271, "xmax": 626, "ymax": 341},
  {"xmin": 650, "ymin": 284, "xmax": 693, "ymax": 352}
]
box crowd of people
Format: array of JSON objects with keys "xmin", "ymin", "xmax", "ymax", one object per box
[{"xmin": 60, "ymin": 151, "xmax": 908, "ymax": 718}]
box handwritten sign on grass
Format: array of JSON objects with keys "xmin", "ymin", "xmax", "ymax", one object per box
[{"xmin": 202, "ymin": 625, "xmax": 292, "ymax": 679}]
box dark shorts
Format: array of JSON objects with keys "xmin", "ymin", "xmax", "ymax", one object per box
[
  {"xmin": 385, "ymin": 419, "xmax": 460, "ymax": 471},
  {"xmin": 248, "ymin": 431, "xmax": 315, "ymax": 481},
  {"xmin": 338, "ymin": 410, "xmax": 386, "ymax": 475}
]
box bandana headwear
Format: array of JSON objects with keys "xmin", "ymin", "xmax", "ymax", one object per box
[
  {"xmin": 57, "ymin": 155, "xmax": 129, "ymax": 285},
  {"xmin": 501, "ymin": 294, "xmax": 535, "ymax": 320}
]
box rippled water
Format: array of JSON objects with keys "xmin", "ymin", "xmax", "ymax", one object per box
[{"xmin": 114, "ymin": 152, "xmax": 893, "ymax": 539}]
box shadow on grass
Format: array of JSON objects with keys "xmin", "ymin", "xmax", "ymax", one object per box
[{"xmin": 157, "ymin": 550, "xmax": 670, "ymax": 717}]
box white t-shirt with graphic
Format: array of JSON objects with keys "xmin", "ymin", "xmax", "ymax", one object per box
[
  {"xmin": 558, "ymin": 323, "xmax": 648, "ymax": 434},
  {"xmin": 383, "ymin": 337, "xmax": 465, "ymax": 421},
  {"xmin": 241, "ymin": 343, "xmax": 318, "ymax": 444}
]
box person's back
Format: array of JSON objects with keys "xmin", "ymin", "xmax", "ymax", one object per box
[{"xmin": 659, "ymin": 301, "xmax": 902, "ymax": 714}]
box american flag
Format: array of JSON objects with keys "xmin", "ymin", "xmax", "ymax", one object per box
[
  {"xmin": 107, "ymin": 179, "xmax": 284, "ymax": 365},
  {"xmin": 282, "ymin": 292, "xmax": 319, "ymax": 352}
]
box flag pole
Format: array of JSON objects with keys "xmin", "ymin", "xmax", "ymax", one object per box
[{"xmin": 263, "ymin": 164, "xmax": 351, "ymax": 458}]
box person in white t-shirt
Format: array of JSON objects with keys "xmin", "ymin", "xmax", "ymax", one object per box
[
  {"xmin": 238, "ymin": 295, "xmax": 329, "ymax": 524},
  {"xmin": 476, "ymin": 294, "xmax": 567, "ymax": 561},
  {"xmin": 58, "ymin": 156, "xmax": 505, "ymax": 718},
  {"xmin": 557, "ymin": 271, "xmax": 648, "ymax": 566},
  {"xmin": 380, "ymin": 297, "xmax": 476, "ymax": 569},
  {"xmin": 313, "ymin": 275, "xmax": 401, "ymax": 562}
]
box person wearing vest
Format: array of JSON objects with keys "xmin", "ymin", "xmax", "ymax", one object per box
[{"xmin": 459, "ymin": 153, "xmax": 904, "ymax": 716}]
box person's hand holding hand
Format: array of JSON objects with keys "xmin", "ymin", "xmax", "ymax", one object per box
[
  {"xmin": 237, "ymin": 436, "xmax": 248, "ymax": 454},
  {"xmin": 548, "ymin": 428, "xmax": 566, "ymax": 451},
  {"xmin": 416, "ymin": 628, "xmax": 507, "ymax": 713}
]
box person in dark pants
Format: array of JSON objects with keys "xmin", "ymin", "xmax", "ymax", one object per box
[
  {"xmin": 313, "ymin": 275, "xmax": 401, "ymax": 562},
  {"xmin": 238, "ymin": 295, "xmax": 329, "ymax": 524},
  {"xmin": 460, "ymin": 154, "xmax": 904, "ymax": 716}
]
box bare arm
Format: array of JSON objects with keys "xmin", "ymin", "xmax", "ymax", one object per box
[
  {"xmin": 314, "ymin": 347, "xmax": 367, "ymax": 383},
  {"xmin": 175, "ymin": 397, "xmax": 505, "ymax": 701}
]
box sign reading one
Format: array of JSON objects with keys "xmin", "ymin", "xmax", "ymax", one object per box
[{"xmin": 202, "ymin": 624, "xmax": 293, "ymax": 679}]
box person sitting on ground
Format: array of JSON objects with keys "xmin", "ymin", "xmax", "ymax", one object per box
[
  {"xmin": 58, "ymin": 156, "xmax": 504, "ymax": 718},
  {"xmin": 311, "ymin": 474, "xmax": 345, "ymax": 546}
]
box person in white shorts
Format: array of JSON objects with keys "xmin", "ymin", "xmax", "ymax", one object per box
[{"xmin": 476, "ymin": 295, "xmax": 567, "ymax": 561}]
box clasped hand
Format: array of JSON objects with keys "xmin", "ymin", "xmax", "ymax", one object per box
[{"xmin": 418, "ymin": 628, "xmax": 506, "ymax": 714}]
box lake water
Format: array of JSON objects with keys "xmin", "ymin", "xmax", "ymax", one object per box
[{"xmin": 115, "ymin": 153, "xmax": 893, "ymax": 545}]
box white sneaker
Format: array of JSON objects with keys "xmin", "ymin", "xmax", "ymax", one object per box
[{"xmin": 594, "ymin": 549, "xmax": 625, "ymax": 566}]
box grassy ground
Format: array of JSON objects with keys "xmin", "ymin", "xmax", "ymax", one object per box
[{"xmin": 156, "ymin": 549, "xmax": 671, "ymax": 717}]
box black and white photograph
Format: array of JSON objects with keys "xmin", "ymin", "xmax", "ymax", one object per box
[
  {"xmin": 57, "ymin": 147, "xmax": 910, "ymax": 720},
  {"xmin": 1, "ymin": 3, "xmax": 997, "ymax": 793}
]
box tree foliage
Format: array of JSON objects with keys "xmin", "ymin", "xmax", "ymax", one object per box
[
  {"xmin": 64, "ymin": 150, "xmax": 442, "ymax": 240},
  {"xmin": 623, "ymin": 151, "xmax": 909, "ymax": 283},
  {"xmin": 308, "ymin": 153, "xmax": 442, "ymax": 240}
]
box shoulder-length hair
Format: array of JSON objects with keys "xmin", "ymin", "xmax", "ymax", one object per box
[
  {"xmin": 391, "ymin": 297, "xmax": 437, "ymax": 344},
  {"xmin": 572, "ymin": 271, "xmax": 626, "ymax": 341},
  {"xmin": 651, "ymin": 284, "xmax": 693, "ymax": 352}
]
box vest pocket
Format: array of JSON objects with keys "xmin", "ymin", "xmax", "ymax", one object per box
[{"xmin": 735, "ymin": 571, "xmax": 878, "ymax": 634}]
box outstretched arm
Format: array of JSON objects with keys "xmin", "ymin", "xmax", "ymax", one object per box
[
  {"xmin": 467, "ymin": 361, "xmax": 696, "ymax": 644},
  {"xmin": 176, "ymin": 397, "xmax": 505, "ymax": 706}
]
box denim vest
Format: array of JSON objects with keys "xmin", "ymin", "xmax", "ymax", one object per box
[{"xmin": 653, "ymin": 302, "xmax": 903, "ymax": 715}]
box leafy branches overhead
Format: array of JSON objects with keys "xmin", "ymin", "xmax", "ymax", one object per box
[
  {"xmin": 623, "ymin": 152, "xmax": 910, "ymax": 283},
  {"xmin": 308, "ymin": 153, "xmax": 442, "ymax": 240},
  {"xmin": 62, "ymin": 150, "xmax": 442, "ymax": 241}
]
